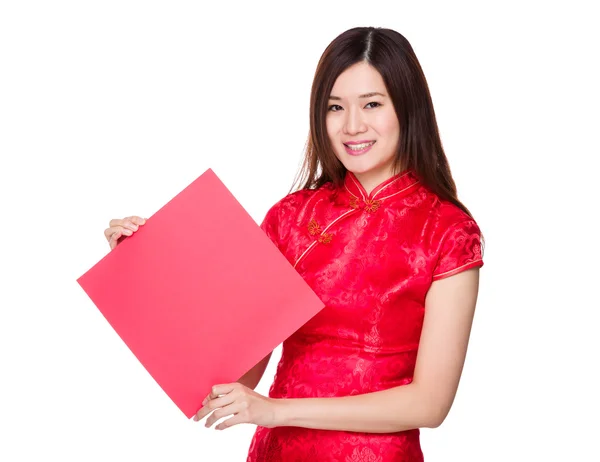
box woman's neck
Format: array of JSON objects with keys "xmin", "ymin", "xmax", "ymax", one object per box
[{"xmin": 352, "ymin": 167, "xmax": 403, "ymax": 196}]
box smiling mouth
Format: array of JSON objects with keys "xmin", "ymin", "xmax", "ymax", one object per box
[{"xmin": 344, "ymin": 141, "xmax": 376, "ymax": 151}]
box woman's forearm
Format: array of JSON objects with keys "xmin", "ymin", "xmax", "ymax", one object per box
[{"xmin": 274, "ymin": 383, "xmax": 440, "ymax": 433}]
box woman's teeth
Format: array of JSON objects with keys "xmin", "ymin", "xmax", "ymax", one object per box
[{"xmin": 346, "ymin": 141, "xmax": 375, "ymax": 151}]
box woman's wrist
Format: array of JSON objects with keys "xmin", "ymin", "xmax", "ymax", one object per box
[{"xmin": 271, "ymin": 397, "xmax": 291, "ymax": 427}]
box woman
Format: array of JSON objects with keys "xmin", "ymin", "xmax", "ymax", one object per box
[{"xmin": 104, "ymin": 27, "xmax": 484, "ymax": 461}]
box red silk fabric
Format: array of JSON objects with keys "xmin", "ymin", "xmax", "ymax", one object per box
[{"xmin": 247, "ymin": 170, "xmax": 484, "ymax": 461}]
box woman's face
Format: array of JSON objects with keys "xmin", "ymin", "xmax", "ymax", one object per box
[{"xmin": 326, "ymin": 61, "xmax": 401, "ymax": 193}]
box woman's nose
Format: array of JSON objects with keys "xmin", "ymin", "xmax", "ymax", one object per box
[{"xmin": 343, "ymin": 108, "xmax": 367, "ymax": 134}]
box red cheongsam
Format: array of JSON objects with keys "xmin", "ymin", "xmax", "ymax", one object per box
[{"xmin": 246, "ymin": 169, "xmax": 484, "ymax": 462}]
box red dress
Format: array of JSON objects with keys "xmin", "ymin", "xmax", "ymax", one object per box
[{"xmin": 246, "ymin": 169, "xmax": 484, "ymax": 461}]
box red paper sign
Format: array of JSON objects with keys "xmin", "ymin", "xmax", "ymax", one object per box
[{"xmin": 77, "ymin": 169, "xmax": 324, "ymax": 418}]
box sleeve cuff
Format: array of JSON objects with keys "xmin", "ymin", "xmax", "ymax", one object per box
[{"xmin": 432, "ymin": 259, "xmax": 483, "ymax": 281}]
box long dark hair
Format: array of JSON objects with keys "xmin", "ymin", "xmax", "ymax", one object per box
[{"xmin": 291, "ymin": 27, "xmax": 475, "ymax": 220}]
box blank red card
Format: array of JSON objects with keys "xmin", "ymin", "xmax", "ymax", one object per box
[{"xmin": 76, "ymin": 168, "xmax": 324, "ymax": 418}]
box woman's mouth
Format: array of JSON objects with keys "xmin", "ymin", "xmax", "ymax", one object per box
[{"xmin": 344, "ymin": 141, "xmax": 376, "ymax": 156}]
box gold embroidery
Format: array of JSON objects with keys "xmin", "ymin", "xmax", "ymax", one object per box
[
  {"xmin": 364, "ymin": 199, "xmax": 381, "ymax": 213},
  {"xmin": 308, "ymin": 218, "xmax": 332, "ymax": 244},
  {"xmin": 349, "ymin": 196, "xmax": 360, "ymax": 209},
  {"xmin": 308, "ymin": 218, "xmax": 321, "ymax": 235},
  {"xmin": 318, "ymin": 233, "xmax": 333, "ymax": 244}
]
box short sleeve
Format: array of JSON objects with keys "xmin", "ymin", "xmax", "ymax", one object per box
[{"xmin": 432, "ymin": 219, "xmax": 484, "ymax": 281}]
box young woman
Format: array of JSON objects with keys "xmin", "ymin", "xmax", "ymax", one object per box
[{"xmin": 105, "ymin": 27, "xmax": 484, "ymax": 462}]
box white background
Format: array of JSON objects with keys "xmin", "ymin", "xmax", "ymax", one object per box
[{"xmin": 1, "ymin": 1, "xmax": 598, "ymax": 461}]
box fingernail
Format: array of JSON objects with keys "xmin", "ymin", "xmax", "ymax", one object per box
[{"xmin": 123, "ymin": 229, "xmax": 132, "ymax": 235}]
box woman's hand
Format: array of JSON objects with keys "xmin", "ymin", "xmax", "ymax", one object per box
[
  {"xmin": 104, "ymin": 216, "xmax": 146, "ymax": 250},
  {"xmin": 193, "ymin": 382, "xmax": 281, "ymax": 430}
]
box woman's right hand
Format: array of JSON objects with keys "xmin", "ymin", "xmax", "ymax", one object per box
[{"xmin": 104, "ymin": 216, "xmax": 146, "ymax": 250}]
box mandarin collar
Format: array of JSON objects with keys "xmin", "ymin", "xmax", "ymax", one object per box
[{"xmin": 343, "ymin": 169, "xmax": 420, "ymax": 204}]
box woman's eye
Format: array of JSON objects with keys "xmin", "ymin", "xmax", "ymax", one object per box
[{"xmin": 328, "ymin": 102, "xmax": 380, "ymax": 112}]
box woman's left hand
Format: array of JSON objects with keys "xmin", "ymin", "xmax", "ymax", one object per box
[{"xmin": 193, "ymin": 382, "xmax": 281, "ymax": 430}]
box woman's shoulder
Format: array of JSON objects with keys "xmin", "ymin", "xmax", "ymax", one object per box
[
  {"xmin": 267, "ymin": 182, "xmax": 333, "ymax": 213},
  {"xmin": 260, "ymin": 184, "xmax": 332, "ymax": 242},
  {"xmin": 419, "ymin": 187, "xmax": 480, "ymax": 233}
]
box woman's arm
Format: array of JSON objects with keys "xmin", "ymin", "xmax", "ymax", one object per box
[{"xmin": 275, "ymin": 268, "xmax": 481, "ymax": 433}]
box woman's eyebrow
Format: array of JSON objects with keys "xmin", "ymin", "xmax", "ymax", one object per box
[{"xmin": 328, "ymin": 92, "xmax": 386, "ymax": 100}]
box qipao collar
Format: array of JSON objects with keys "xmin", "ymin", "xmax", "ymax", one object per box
[{"xmin": 342, "ymin": 169, "xmax": 420, "ymax": 211}]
